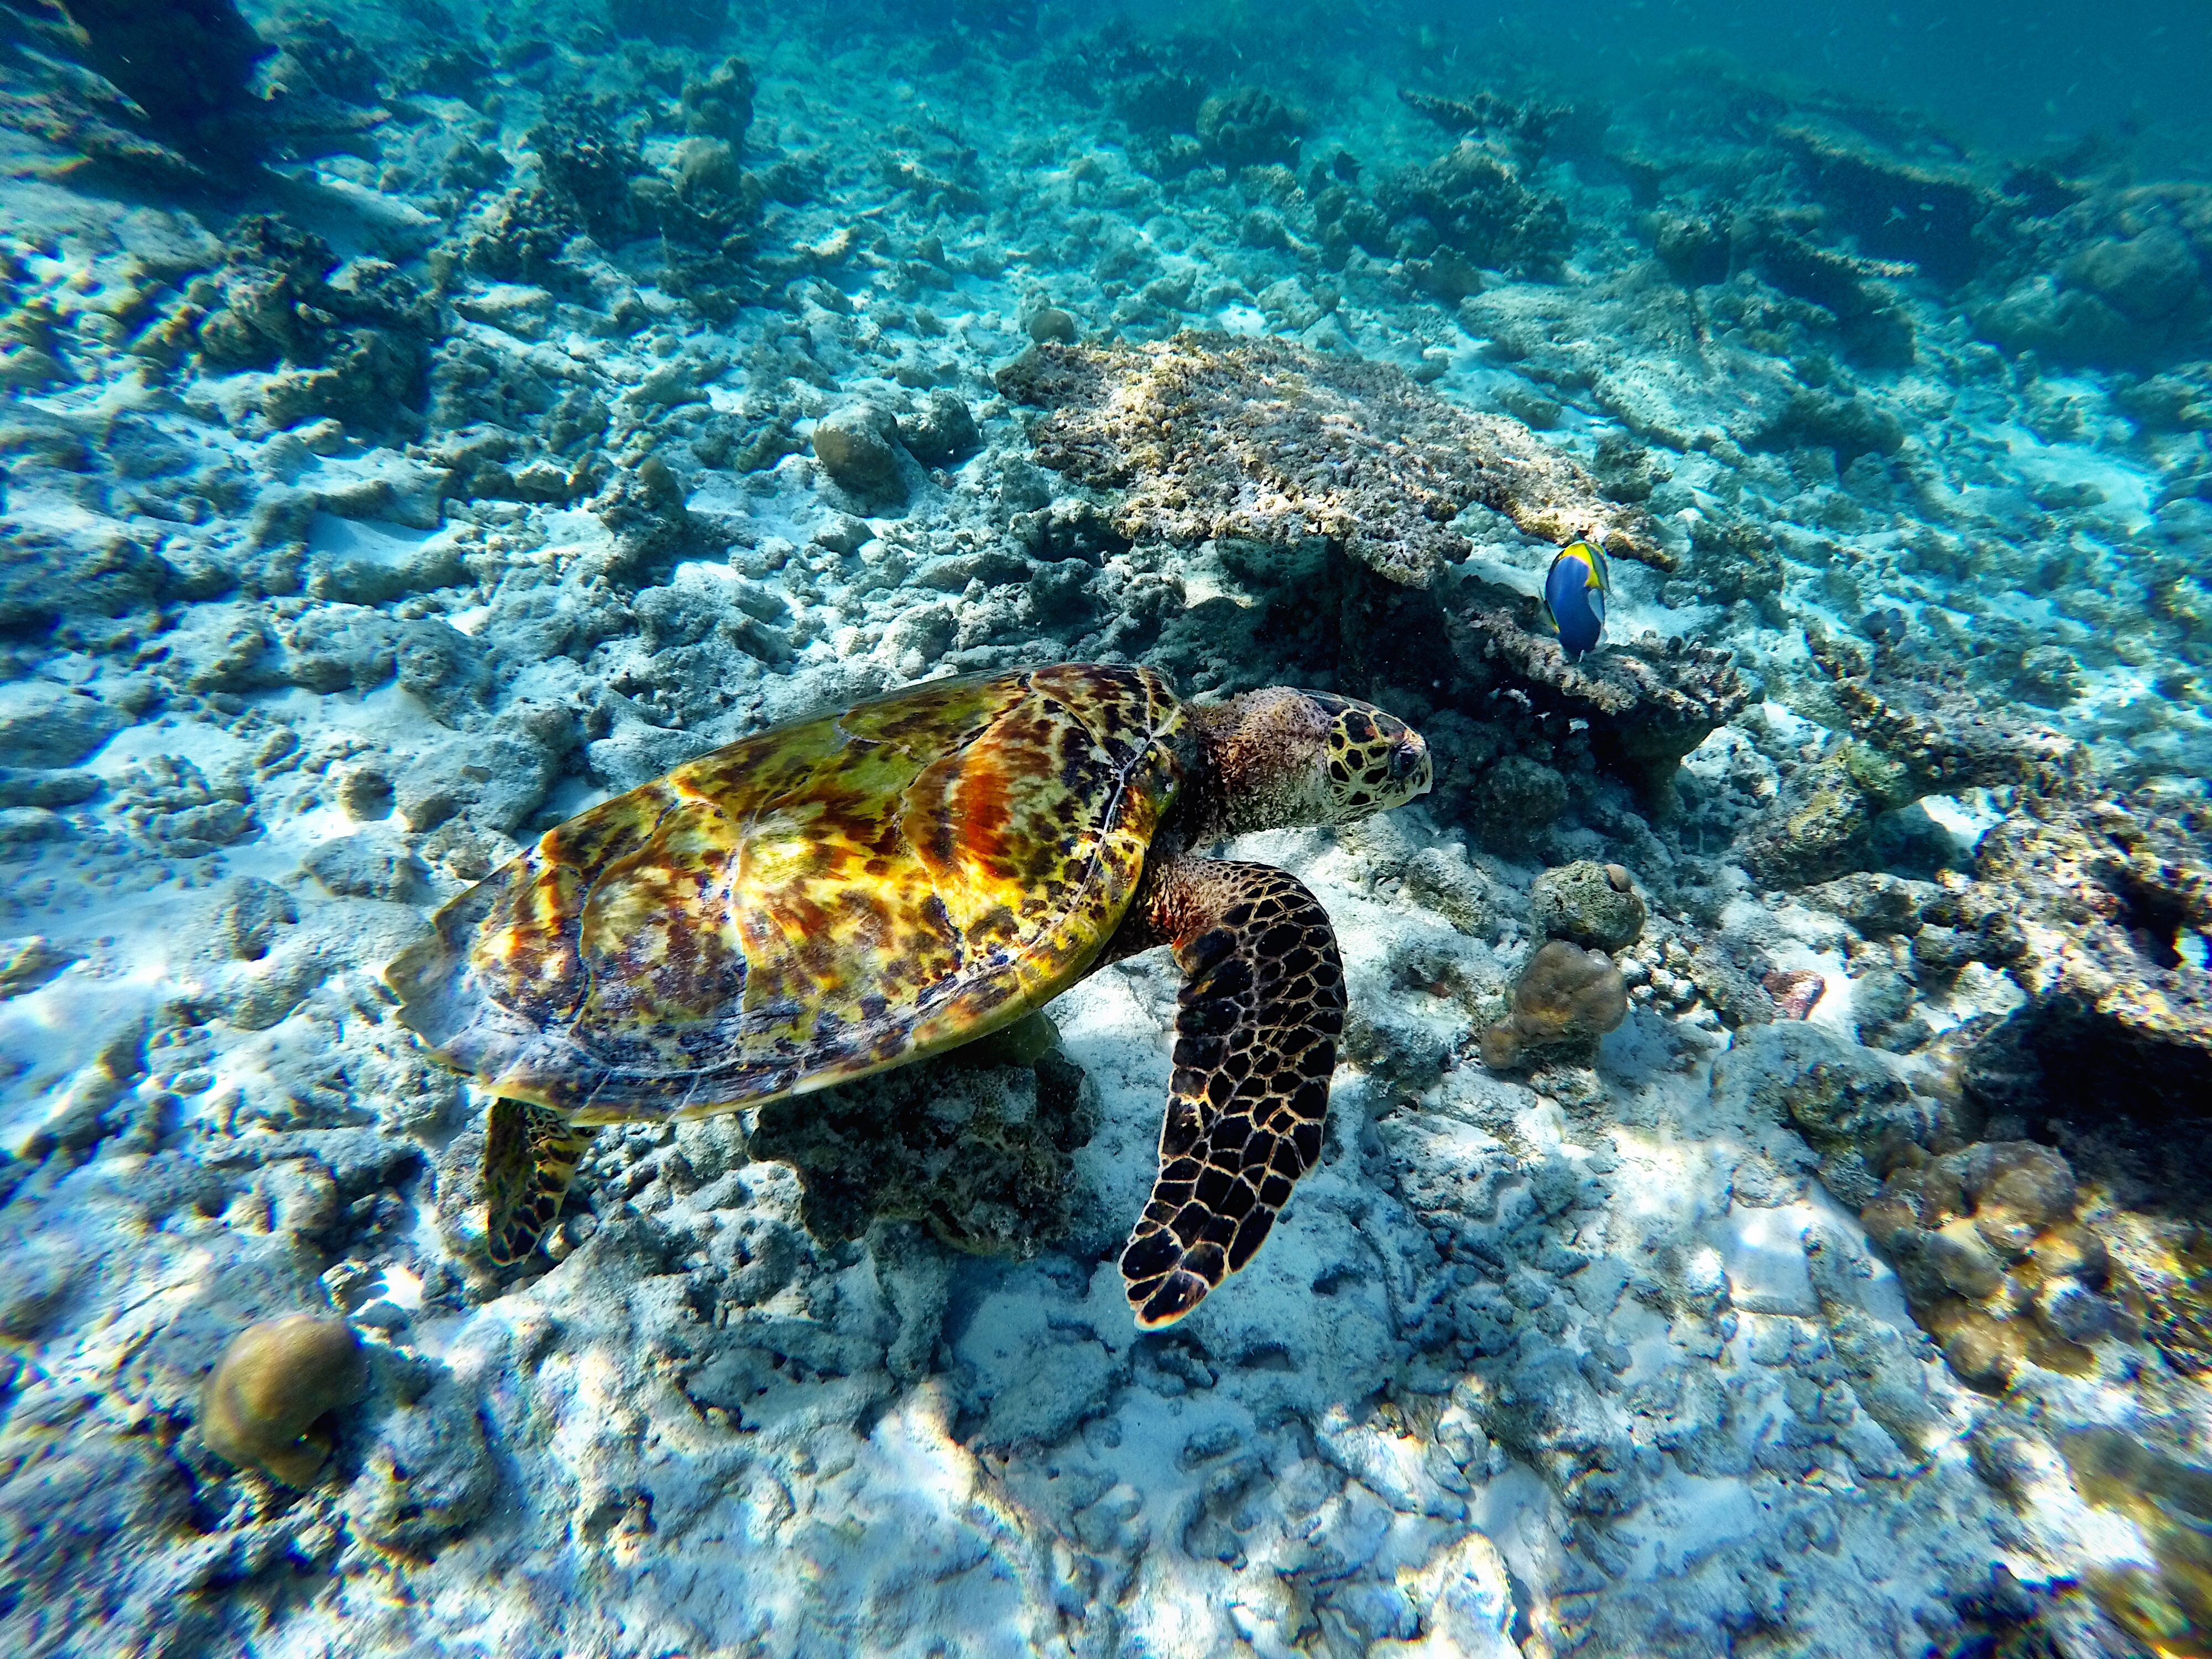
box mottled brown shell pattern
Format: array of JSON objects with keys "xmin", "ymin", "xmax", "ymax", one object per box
[{"xmin": 387, "ymin": 664, "xmax": 1184, "ymax": 1123}]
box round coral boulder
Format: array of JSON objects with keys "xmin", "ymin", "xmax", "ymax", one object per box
[
  {"xmin": 1530, "ymin": 859, "xmax": 1646, "ymax": 952},
  {"xmin": 201, "ymin": 1313, "xmax": 370, "ymax": 1487}
]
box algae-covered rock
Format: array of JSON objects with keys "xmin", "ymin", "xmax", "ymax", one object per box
[
  {"xmin": 200, "ymin": 1313, "xmax": 369, "ymax": 1486},
  {"xmin": 1859, "ymin": 1140, "xmax": 2109, "ymax": 1392},
  {"xmin": 1712, "ymin": 1020, "xmax": 1914, "ymax": 1207},
  {"xmin": 1481, "ymin": 940, "xmax": 1629, "ymax": 1070},
  {"xmin": 1959, "ymin": 781, "xmax": 2212, "ymax": 1121},
  {"xmin": 342, "ymin": 1381, "xmax": 497, "ymax": 1550},
  {"xmin": 997, "ymin": 332, "xmax": 1665, "ymax": 588},
  {"xmin": 811, "ymin": 405, "xmax": 907, "ymax": 504},
  {"xmin": 896, "ymin": 389, "xmax": 980, "ymax": 468},
  {"xmin": 1530, "ymin": 860, "xmax": 1645, "ymax": 952}
]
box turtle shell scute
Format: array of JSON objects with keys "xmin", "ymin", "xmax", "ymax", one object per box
[{"xmin": 388, "ymin": 664, "xmax": 1185, "ymax": 1121}]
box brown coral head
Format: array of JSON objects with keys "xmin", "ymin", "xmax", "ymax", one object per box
[
  {"xmin": 1514, "ymin": 940, "xmax": 1630, "ymax": 1040},
  {"xmin": 200, "ymin": 1313, "xmax": 369, "ymax": 1488},
  {"xmin": 1484, "ymin": 940, "xmax": 1629, "ymax": 1070},
  {"xmin": 1480, "ymin": 1022, "xmax": 1523, "ymax": 1071}
]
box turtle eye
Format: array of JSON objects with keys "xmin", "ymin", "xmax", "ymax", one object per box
[{"xmin": 1387, "ymin": 736, "xmax": 1425, "ymax": 782}]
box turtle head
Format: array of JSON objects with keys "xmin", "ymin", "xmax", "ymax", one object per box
[{"xmin": 1192, "ymin": 688, "xmax": 1431, "ymax": 836}]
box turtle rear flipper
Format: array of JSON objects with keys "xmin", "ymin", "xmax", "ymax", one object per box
[
  {"xmin": 484, "ymin": 1098, "xmax": 598, "ymax": 1264},
  {"xmin": 1116, "ymin": 858, "xmax": 1345, "ymax": 1328}
]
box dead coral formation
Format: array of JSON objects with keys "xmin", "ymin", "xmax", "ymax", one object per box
[
  {"xmin": 200, "ymin": 1313, "xmax": 370, "ymax": 1487},
  {"xmin": 1480, "ymin": 940, "xmax": 1629, "ymax": 1070},
  {"xmin": 1196, "ymin": 87, "xmax": 1305, "ymax": 168},
  {"xmin": 1739, "ymin": 629, "xmax": 2086, "ymax": 885},
  {"xmin": 1530, "ymin": 860, "xmax": 1645, "ymax": 952},
  {"xmin": 1775, "ymin": 122, "xmax": 1997, "ymax": 288},
  {"xmin": 502, "ymin": 80, "xmax": 762, "ymax": 270},
  {"xmin": 1975, "ymin": 181, "xmax": 2212, "ymax": 370},
  {"xmin": 1683, "ymin": 514, "xmax": 1785, "ymax": 609},
  {"xmin": 1734, "ymin": 216, "xmax": 1919, "ymax": 368},
  {"xmin": 1398, "ymin": 88, "xmax": 1577, "ymax": 159},
  {"xmin": 1959, "ymin": 782, "xmax": 2212, "ymax": 1122},
  {"xmin": 996, "ymin": 333, "xmax": 1665, "ymax": 589},
  {"xmin": 1859, "ymin": 1140, "xmax": 2115, "ymax": 1391},
  {"xmin": 747, "ymin": 1046, "xmax": 1098, "ymax": 1258},
  {"xmin": 680, "ymin": 55, "xmax": 754, "ymax": 143},
  {"xmin": 1710, "ymin": 1019, "xmax": 1924, "ymax": 1209},
  {"xmin": 895, "ymin": 389, "xmax": 980, "ymax": 469},
  {"xmin": 189, "ymin": 216, "xmax": 439, "ymax": 436},
  {"xmin": 1374, "ymin": 139, "xmax": 1572, "ymax": 281},
  {"xmin": 1444, "ymin": 592, "xmax": 1749, "ymax": 804}
]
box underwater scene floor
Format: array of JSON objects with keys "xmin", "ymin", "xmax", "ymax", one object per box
[{"xmin": 2, "ymin": 2, "xmax": 2211, "ymax": 1655}]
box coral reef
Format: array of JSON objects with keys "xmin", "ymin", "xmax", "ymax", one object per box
[
  {"xmin": 199, "ymin": 1313, "xmax": 370, "ymax": 1487},
  {"xmin": 190, "ymin": 216, "xmax": 440, "ymax": 436},
  {"xmin": 1399, "ymin": 88, "xmax": 1578, "ymax": 157},
  {"xmin": 2, "ymin": 0, "xmax": 270, "ymax": 171},
  {"xmin": 1374, "ymin": 139, "xmax": 1572, "ymax": 281},
  {"xmin": 1959, "ymin": 782, "xmax": 2212, "ymax": 1124},
  {"xmin": 1195, "ymin": 87, "xmax": 1305, "ymax": 168},
  {"xmin": 1445, "ymin": 591, "xmax": 1750, "ymax": 802},
  {"xmin": 998, "ymin": 333, "xmax": 1666, "ymax": 588},
  {"xmin": 4, "ymin": 11, "xmax": 2212, "ymax": 1653},
  {"xmin": 1480, "ymin": 939, "xmax": 1629, "ymax": 1069},
  {"xmin": 1975, "ymin": 182, "xmax": 2212, "ymax": 370}
]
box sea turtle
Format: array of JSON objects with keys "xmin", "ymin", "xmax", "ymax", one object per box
[{"xmin": 385, "ymin": 662, "xmax": 1431, "ymax": 1327}]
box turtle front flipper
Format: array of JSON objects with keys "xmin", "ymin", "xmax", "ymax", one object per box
[
  {"xmin": 1117, "ymin": 858, "xmax": 1345, "ymax": 1328},
  {"xmin": 484, "ymin": 1098, "xmax": 598, "ymax": 1264}
]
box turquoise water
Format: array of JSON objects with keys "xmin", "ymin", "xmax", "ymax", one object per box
[{"xmin": 1, "ymin": 2, "xmax": 2209, "ymax": 1655}]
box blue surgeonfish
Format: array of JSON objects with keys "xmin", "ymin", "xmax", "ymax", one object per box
[{"xmin": 1541, "ymin": 540, "xmax": 1610, "ymax": 662}]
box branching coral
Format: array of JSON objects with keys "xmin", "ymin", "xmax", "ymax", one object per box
[
  {"xmin": 997, "ymin": 333, "xmax": 1666, "ymax": 588},
  {"xmin": 1740, "ymin": 630, "xmax": 2086, "ymax": 884}
]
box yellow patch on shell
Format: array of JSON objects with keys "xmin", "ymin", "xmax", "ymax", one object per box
[{"xmin": 385, "ymin": 664, "xmax": 1184, "ymax": 1121}]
